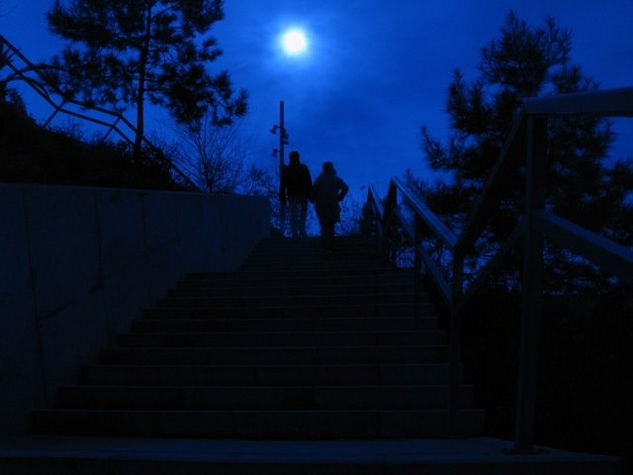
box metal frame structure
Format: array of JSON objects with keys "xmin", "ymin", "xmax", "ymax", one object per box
[
  {"xmin": 0, "ymin": 34, "xmax": 199, "ymax": 190},
  {"xmin": 364, "ymin": 86, "xmax": 633, "ymax": 451}
]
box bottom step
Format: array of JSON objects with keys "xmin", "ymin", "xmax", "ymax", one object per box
[
  {"xmin": 0, "ymin": 436, "xmax": 621, "ymax": 475},
  {"xmin": 33, "ymin": 409, "xmax": 484, "ymax": 438}
]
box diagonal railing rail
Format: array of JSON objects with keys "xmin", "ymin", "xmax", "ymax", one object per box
[
  {"xmin": 364, "ymin": 86, "xmax": 633, "ymax": 451},
  {"xmin": 0, "ymin": 34, "xmax": 199, "ymax": 191}
]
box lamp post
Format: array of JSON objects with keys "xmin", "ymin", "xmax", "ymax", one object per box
[
  {"xmin": 279, "ymin": 100, "xmax": 286, "ymax": 199},
  {"xmin": 270, "ymin": 100, "xmax": 289, "ymax": 233}
]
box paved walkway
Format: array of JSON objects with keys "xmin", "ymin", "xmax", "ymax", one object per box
[{"xmin": 0, "ymin": 436, "xmax": 620, "ymax": 474}]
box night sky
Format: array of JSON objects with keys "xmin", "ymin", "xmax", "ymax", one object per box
[{"xmin": 1, "ymin": 0, "xmax": 633, "ymax": 201}]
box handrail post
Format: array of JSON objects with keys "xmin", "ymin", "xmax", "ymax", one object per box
[
  {"xmin": 514, "ymin": 116, "xmax": 547, "ymax": 452},
  {"xmin": 448, "ymin": 249, "xmax": 464, "ymax": 435},
  {"xmin": 384, "ymin": 183, "xmax": 397, "ymax": 264},
  {"xmin": 413, "ymin": 217, "xmax": 422, "ymax": 318}
]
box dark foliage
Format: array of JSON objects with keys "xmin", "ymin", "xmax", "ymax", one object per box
[
  {"xmin": 0, "ymin": 100, "xmax": 183, "ymax": 190},
  {"xmin": 456, "ymin": 285, "xmax": 633, "ymax": 470},
  {"xmin": 415, "ymin": 11, "xmax": 633, "ymax": 292},
  {"xmin": 45, "ymin": 0, "xmax": 247, "ymax": 157},
  {"xmin": 411, "ymin": 11, "xmax": 633, "ymax": 470}
]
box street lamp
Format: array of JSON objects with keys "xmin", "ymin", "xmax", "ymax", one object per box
[{"xmin": 270, "ymin": 100, "xmax": 290, "ymax": 233}]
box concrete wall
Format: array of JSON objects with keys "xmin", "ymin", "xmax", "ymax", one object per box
[{"xmin": 0, "ymin": 183, "xmax": 270, "ymax": 435}]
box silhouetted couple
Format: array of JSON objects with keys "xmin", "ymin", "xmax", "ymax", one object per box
[{"xmin": 280, "ymin": 151, "xmax": 349, "ymax": 248}]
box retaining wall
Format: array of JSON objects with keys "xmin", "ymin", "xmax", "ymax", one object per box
[{"xmin": 0, "ymin": 183, "xmax": 270, "ymax": 434}]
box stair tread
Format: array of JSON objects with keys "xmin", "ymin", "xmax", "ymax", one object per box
[
  {"xmin": 134, "ymin": 316, "xmax": 435, "ymax": 324},
  {"xmin": 63, "ymin": 384, "xmax": 469, "ymax": 389},
  {"xmin": 37, "ymin": 408, "xmax": 483, "ymax": 414},
  {"xmin": 83, "ymin": 362, "xmax": 450, "ymax": 367},
  {"xmin": 33, "ymin": 234, "xmax": 484, "ymax": 439},
  {"xmin": 159, "ymin": 292, "xmax": 419, "ymax": 299},
  {"xmin": 104, "ymin": 344, "xmax": 447, "ymax": 349},
  {"xmin": 123, "ymin": 330, "xmax": 443, "ymax": 335}
]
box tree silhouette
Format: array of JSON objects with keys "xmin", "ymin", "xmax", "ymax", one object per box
[
  {"xmin": 415, "ymin": 11, "xmax": 633, "ymax": 291},
  {"xmin": 46, "ymin": 0, "xmax": 247, "ymax": 159},
  {"xmin": 174, "ymin": 115, "xmax": 274, "ymax": 195}
]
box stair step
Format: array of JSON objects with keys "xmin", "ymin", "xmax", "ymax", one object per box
[
  {"xmin": 168, "ymin": 283, "xmax": 418, "ymax": 298},
  {"xmin": 245, "ymin": 245, "xmax": 382, "ymax": 253},
  {"xmin": 177, "ymin": 275, "xmax": 415, "ymax": 290},
  {"xmin": 241, "ymin": 252, "xmax": 386, "ymax": 261},
  {"xmin": 1, "ymin": 439, "xmax": 620, "ymax": 475},
  {"xmin": 254, "ymin": 245, "xmax": 381, "ymax": 251},
  {"xmin": 98, "ymin": 345, "xmax": 448, "ymax": 365},
  {"xmin": 58, "ymin": 385, "xmax": 474, "ymax": 410},
  {"xmin": 132, "ymin": 316, "xmax": 438, "ymax": 332},
  {"xmin": 80, "ymin": 363, "xmax": 454, "ymax": 386},
  {"xmin": 247, "ymin": 253, "xmax": 383, "ymax": 258},
  {"xmin": 32, "ymin": 409, "xmax": 485, "ymax": 438},
  {"xmin": 155, "ymin": 293, "xmax": 422, "ymax": 308},
  {"xmin": 242, "ymin": 256, "xmax": 384, "ymax": 265},
  {"xmin": 239, "ymin": 260, "xmax": 389, "ymax": 270},
  {"xmin": 143, "ymin": 303, "xmax": 419, "ymax": 318},
  {"xmin": 185, "ymin": 268, "xmax": 413, "ymax": 281},
  {"xmin": 29, "ymin": 233, "xmax": 484, "ymax": 441},
  {"xmin": 182, "ymin": 269, "xmax": 414, "ymax": 285},
  {"xmin": 118, "ymin": 330, "xmax": 446, "ymax": 347},
  {"xmin": 252, "ymin": 239, "xmax": 379, "ymax": 251},
  {"xmin": 236, "ymin": 269, "xmax": 398, "ymax": 275}
]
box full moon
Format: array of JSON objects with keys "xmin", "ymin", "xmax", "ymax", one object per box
[{"xmin": 282, "ymin": 29, "xmax": 308, "ymax": 55}]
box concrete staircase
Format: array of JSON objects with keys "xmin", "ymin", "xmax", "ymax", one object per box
[{"xmin": 32, "ymin": 236, "xmax": 484, "ymax": 438}]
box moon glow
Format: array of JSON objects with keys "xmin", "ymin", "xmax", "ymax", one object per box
[{"xmin": 282, "ymin": 29, "xmax": 308, "ymax": 55}]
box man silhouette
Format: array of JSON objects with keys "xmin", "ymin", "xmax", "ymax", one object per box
[
  {"xmin": 280, "ymin": 150, "xmax": 312, "ymax": 238},
  {"xmin": 312, "ymin": 161, "xmax": 348, "ymax": 249}
]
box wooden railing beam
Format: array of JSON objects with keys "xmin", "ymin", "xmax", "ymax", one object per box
[
  {"xmin": 457, "ymin": 219, "xmax": 525, "ymax": 314},
  {"xmin": 366, "ymin": 188, "xmax": 385, "ymax": 243},
  {"xmin": 415, "ymin": 242, "xmax": 453, "ymax": 306},
  {"xmin": 362, "ymin": 86, "xmax": 633, "ymax": 448},
  {"xmin": 524, "ymin": 87, "xmax": 633, "ymax": 117},
  {"xmin": 392, "ymin": 177, "xmax": 458, "ymax": 249},
  {"xmin": 456, "ymin": 116, "xmax": 526, "ymax": 253},
  {"xmin": 535, "ymin": 211, "xmax": 633, "ymax": 286}
]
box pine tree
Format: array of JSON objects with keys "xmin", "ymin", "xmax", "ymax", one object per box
[
  {"xmin": 416, "ymin": 11, "xmax": 633, "ymax": 291},
  {"xmin": 46, "ymin": 0, "xmax": 247, "ymax": 159}
]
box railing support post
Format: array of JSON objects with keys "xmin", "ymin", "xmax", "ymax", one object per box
[
  {"xmin": 448, "ymin": 250, "xmax": 463, "ymax": 435},
  {"xmin": 383, "ymin": 183, "xmax": 397, "ymax": 264},
  {"xmin": 413, "ymin": 217, "xmax": 422, "ymax": 318},
  {"xmin": 514, "ymin": 116, "xmax": 547, "ymax": 452}
]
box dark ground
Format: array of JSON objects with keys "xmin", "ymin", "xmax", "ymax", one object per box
[
  {"xmin": 0, "ymin": 101, "xmax": 182, "ymax": 190},
  {"xmin": 452, "ymin": 286, "xmax": 633, "ymax": 474}
]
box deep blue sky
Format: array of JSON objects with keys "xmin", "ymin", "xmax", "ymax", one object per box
[{"xmin": 2, "ymin": 0, "xmax": 633, "ymax": 199}]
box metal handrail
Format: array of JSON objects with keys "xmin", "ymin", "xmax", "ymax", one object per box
[
  {"xmin": 365, "ymin": 86, "xmax": 633, "ymax": 451},
  {"xmin": 0, "ymin": 34, "xmax": 200, "ymax": 191},
  {"xmin": 366, "ymin": 185, "xmax": 385, "ymax": 242},
  {"xmin": 392, "ymin": 177, "xmax": 458, "ymax": 249},
  {"xmin": 534, "ymin": 211, "xmax": 633, "ymax": 285}
]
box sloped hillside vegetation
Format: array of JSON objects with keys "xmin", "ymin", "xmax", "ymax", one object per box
[{"xmin": 0, "ymin": 100, "xmax": 183, "ymax": 190}]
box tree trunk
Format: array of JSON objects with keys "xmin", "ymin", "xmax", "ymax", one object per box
[{"xmin": 134, "ymin": 6, "xmax": 153, "ymax": 162}]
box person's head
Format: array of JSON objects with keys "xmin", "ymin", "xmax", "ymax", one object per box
[
  {"xmin": 322, "ymin": 161, "xmax": 336, "ymax": 174},
  {"xmin": 289, "ymin": 150, "xmax": 300, "ymax": 164}
]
